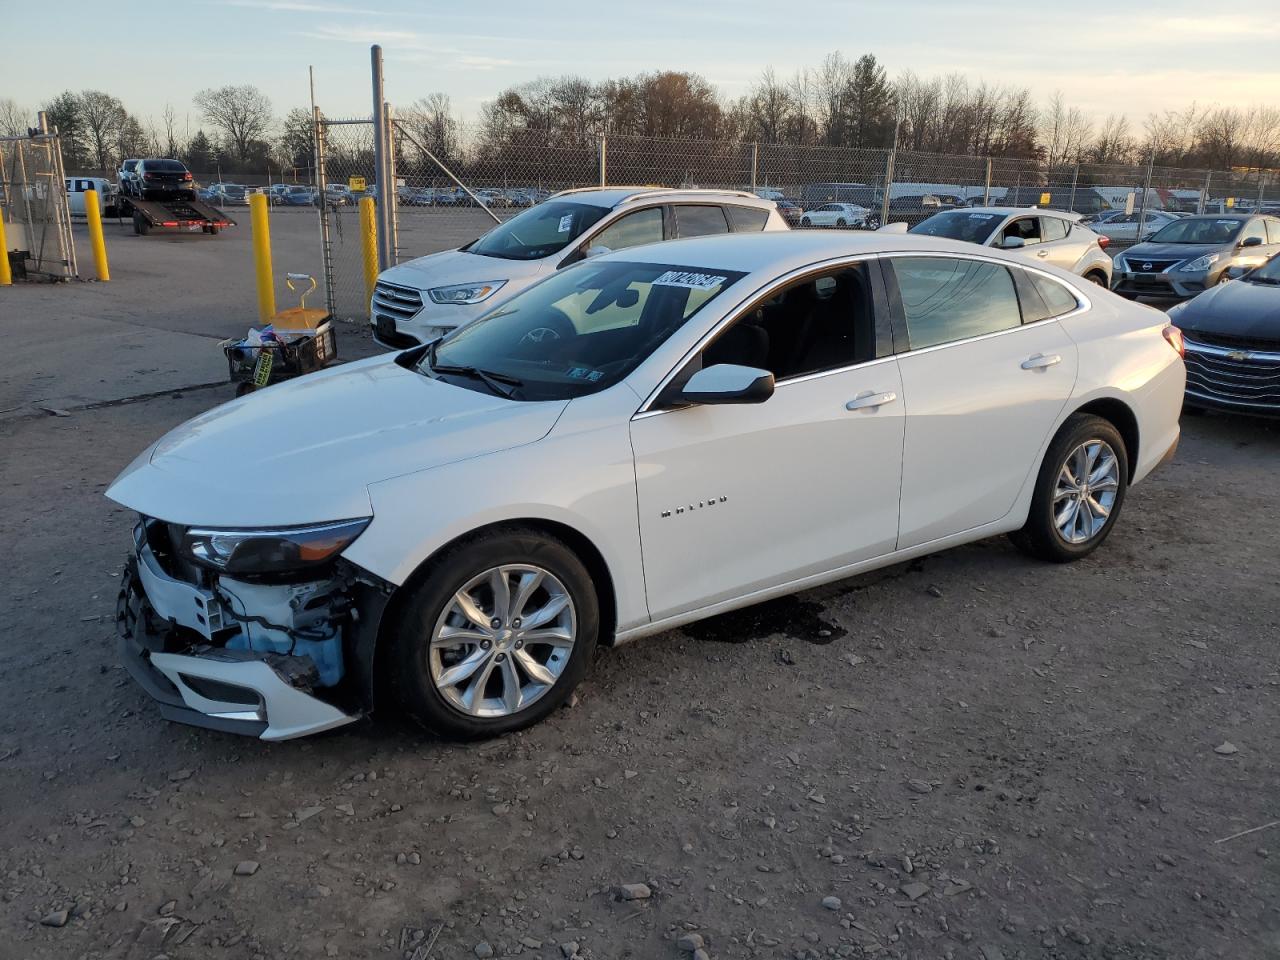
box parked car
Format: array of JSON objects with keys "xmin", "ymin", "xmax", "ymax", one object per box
[
  {"xmin": 281, "ymin": 185, "xmax": 317, "ymax": 206},
  {"xmin": 775, "ymin": 199, "xmax": 805, "ymax": 227},
  {"xmin": 909, "ymin": 207, "xmax": 1112, "ymax": 286},
  {"xmin": 1092, "ymin": 210, "xmax": 1181, "ymax": 242},
  {"xmin": 1080, "ymin": 210, "xmax": 1125, "ymax": 226},
  {"xmin": 117, "ymin": 158, "xmax": 141, "ymax": 196},
  {"xmin": 203, "ymin": 183, "xmax": 248, "ymax": 206},
  {"xmin": 124, "ymin": 158, "xmax": 195, "ymax": 200},
  {"xmin": 1170, "ymin": 251, "xmax": 1280, "ymax": 416},
  {"xmin": 1112, "ymin": 214, "xmax": 1280, "ymax": 299},
  {"xmin": 799, "ymin": 202, "xmax": 870, "ymax": 228},
  {"xmin": 324, "ymin": 183, "xmax": 354, "ymax": 206},
  {"xmin": 64, "ymin": 176, "xmax": 117, "ymax": 217},
  {"xmin": 369, "ymin": 187, "xmax": 788, "ymax": 349},
  {"xmin": 872, "ymin": 194, "xmax": 961, "ymax": 230},
  {"xmin": 107, "ymin": 230, "xmax": 1185, "ymax": 741}
]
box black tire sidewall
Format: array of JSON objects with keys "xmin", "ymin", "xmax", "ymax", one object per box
[
  {"xmin": 388, "ymin": 529, "xmax": 598, "ymax": 738},
  {"xmin": 1017, "ymin": 414, "xmax": 1129, "ymax": 562}
]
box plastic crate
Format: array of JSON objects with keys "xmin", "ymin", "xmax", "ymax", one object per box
[{"xmin": 223, "ymin": 321, "xmax": 337, "ymax": 389}]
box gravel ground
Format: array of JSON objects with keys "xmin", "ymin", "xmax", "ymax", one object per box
[{"xmin": 0, "ymin": 220, "xmax": 1277, "ymax": 960}]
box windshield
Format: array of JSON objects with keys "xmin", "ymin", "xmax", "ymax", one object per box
[
  {"xmin": 1149, "ymin": 217, "xmax": 1243, "ymax": 244},
  {"xmin": 421, "ymin": 260, "xmax": 746, "ymax": 400},
  {"xmin": 467, "ymin": 201, "xmax": 609, "ymax": 261},
  {"xmin": 910, "ymin": 211, "xmax": 1003, "ymax": 243},
  {"xmin": 1245, "ymin": 254, "xmax": 1280, "ymax": 284}
]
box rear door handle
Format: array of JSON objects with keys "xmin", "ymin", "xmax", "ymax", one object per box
[
  {"xmin": 1021, "ymin": 353, "xmax": 1062, "ymax": 370},
  {"xmin": 1036, "ymin": 249, "xmax": 1050, "ymax": 258},
  {"xmin": 846, "ymin": 391, "xmax": 897, "ymax": 411}
]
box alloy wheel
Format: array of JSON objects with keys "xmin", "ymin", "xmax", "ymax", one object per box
[
  {"xmin": 1053, "ymin": 440, "xmax": 1120, "ymax": 544},
  {"xmin": 429, "ymin": 564, "xmax": 577, "ymax": 718}
]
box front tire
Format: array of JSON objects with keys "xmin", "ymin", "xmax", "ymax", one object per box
[
  {"xmin": 1009, "ymin": 414, "xmax": 1129, "ymax": 563},
  {"xmin": 800, "ymin": 217, "xmax": 811, "ymax": 228},
  {"xmin": 387, "ymin": 528, "xmax": 598, "ymax": 739}
]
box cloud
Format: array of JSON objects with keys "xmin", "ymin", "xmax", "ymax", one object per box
[
  {"xmin": 222, "ymin": 0, "xmax": 384, "ymax": 13},
  {"xmin": 456, "ymin": 56, "xmax": 515, "ymax": 70}
]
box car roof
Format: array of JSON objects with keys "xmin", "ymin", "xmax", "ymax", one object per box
[
  {"xmin": 1175, "ymin": 213, "xmax": 1250, "ymax": 221},
  {"xmin": 952, "ymin": 206, "xmax": 1081, "ymax": 221},
  {"xmin": 602, "ymin": 229, "xmax": 1051, "ymax": 279},
  {"xmin": 548, "ymin": 186, "xmax": 773, "ymax": 210}
]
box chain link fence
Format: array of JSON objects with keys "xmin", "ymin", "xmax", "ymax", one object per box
[
  {"xmin": 307, "ymin": 114, "xmax": 1280, "ymax": 320},
  {"xmin": 1, "ymin": 133, "xmax": 77, "ymax": 280}
]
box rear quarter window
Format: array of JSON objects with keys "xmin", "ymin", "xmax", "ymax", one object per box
[
  {"xmin": 727, "ymin": 205, "xmax": 771, "ymax": 232},
  {"xmin": 1031, "ymin": 273, "xmax": 1080, "ymax": 318}
]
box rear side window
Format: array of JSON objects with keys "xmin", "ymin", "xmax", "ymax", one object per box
[
  {"xmin": 1268, "ymin": 219, "xmax": 1280, "ymax": 244},
  {"xmin": 727, "ymin": 205, "xmax": 770, "ymax": 232},
  {"xmin": 891, "ymin": 257, "xmax": 1022, "ymax": 350},
  {"xmin": 1041, "ymin": 217, "xmax": 1069, "ymax": 242},
  {"xmin": 675, "ymin": 204, "xmax": 729, "ymax": 238}
]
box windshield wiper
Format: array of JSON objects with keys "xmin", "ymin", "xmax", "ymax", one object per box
[{"xmin": 426, "ymin": 340, "xmax": 524, "ymax": 399}]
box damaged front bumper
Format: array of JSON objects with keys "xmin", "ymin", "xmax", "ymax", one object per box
[{"xmin": 117, "ymin": 520, "xmax": 389, "ymax": 740}]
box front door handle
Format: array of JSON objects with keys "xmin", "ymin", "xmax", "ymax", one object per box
[
  {"xmin": 1021, "ymin": 353, "xmax": 1062, "ymax": 370},
  {"xmin": 846, "ymin": 391, "xmax": 897, "ymax": 411}
]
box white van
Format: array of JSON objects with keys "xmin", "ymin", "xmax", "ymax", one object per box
[{"xmin": 65, "ymin": 177, "xmax": 117, "ymax": 217}]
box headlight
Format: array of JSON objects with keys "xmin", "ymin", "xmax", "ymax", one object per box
[
  {"xmin": 427, "ymin": 281, "xmax": 506, "ymax": 305},
  {"xmin": 183, "ymin": 519, "xmax": 370, "ymax": 575},
  {"xmin": 1113, "ymin": 256, "xmax": 1128, "ymax": 271},
  {"xmin": 1178, "ymin": 253, "xmax": 1220, "ymax": 273}
]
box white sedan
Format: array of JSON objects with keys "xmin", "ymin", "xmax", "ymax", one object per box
[
  {"xmin": 107, "ymin": 232, "xmax": 1185, "ymax": 740},
  {"xmin": 800, "ymin": 202, "xmax": 871, "ymax": 228},
  {"xmin": 1093, "ymin": 210, "xmax": 1182, "ymax": 242}
]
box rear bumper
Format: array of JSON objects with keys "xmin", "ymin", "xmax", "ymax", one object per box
[{"xmin": 116, "ymin": 527, "xmax": 381, "ymax": 741}]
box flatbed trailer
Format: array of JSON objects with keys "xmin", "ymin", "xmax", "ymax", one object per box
[{"xmin": 117, "ymin": 195, "xmax": 236, "ymax": 235}]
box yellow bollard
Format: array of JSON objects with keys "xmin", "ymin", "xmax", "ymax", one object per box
[
  {"xmin": 249, "ymin": 193, "xmax": 276, "ymax": 323},
  {"xmin": 0, "ymin": 213, "xmax": 11, "ymax": 285},
  {"xmin": 84, "ymin": 189, "xmax": 110, "ymax": 281},
  {"xmin": 359, "ymin": 196, "xmax": 378, "ymax": 314}
]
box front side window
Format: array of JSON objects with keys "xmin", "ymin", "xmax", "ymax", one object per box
[
  {"xmin": 700, "ymin": 264, "xmax": 876, "ymax": 381},
  {"xmin": 891, "ymin": 256, "xmax": 1022, "ymax": 350},
  {"xmin": 424, "ymin": 260, "xmax": 744, "ymax": 400},
  {"xmin": 1241, "ymin": 219, "xmax": 1267, "ymax": 245},
  {"xmin": 589, "ymin": 207, "xmax": 664, "ymax": 254},
  {"xmin": 467, "ymin": 201, "xmax": 609, "ymax": 261},
  {"xmin": 1266, "ymin": 219, "xmax": 1280, "ymax": 244},
  {"xmin": 675, "ymin": 204, "xmax": 729, "ymax": 238},
  {"xmin": 1002, "ymin": 217, "xmax": 1042, "ymax": 245}
]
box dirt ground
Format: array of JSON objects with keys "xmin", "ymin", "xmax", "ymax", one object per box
[{"xmin": 0, "ymin": 220, "xmax": 1277, "ymax": 960}]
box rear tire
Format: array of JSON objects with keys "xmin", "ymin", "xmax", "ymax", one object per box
[
  {"xmin": 1009, "ymin": 413, "xmax": 1129, "ymax": 563},
  {"xmin": 1086, "ymin": 271, "xmax": 1108, "ymax": 286},
  {"xmin": 387, "ymin": 527, "xmax": 598, "ymax": 739},
  {"xmin": 133, "ymin": 213, "xmax": 149, "ymax": 236},
  {"xmin": 1115, "ymin": 291, "xmax": 1137, "ymax": 300},
  {"xmin": 836, "ymin": 218, "xmax": 847, "ymax": 227},
  {"xmin": 800, "ymin": 217, "xmax": 811, "ymax": 228}
]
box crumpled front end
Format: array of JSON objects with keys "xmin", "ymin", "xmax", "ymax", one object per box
[{"xmin": 117, "ymin": 518, "xmax": 390, "ymax": 740}]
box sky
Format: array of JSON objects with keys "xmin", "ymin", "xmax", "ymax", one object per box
[{"xmin": 5, "ymin": 0, "xmax": 1277, "ymax": 132}]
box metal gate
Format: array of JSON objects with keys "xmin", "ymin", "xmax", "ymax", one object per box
[{"xmin": 1, "ymin": 131, "xmax": 77, "ymax": 280}]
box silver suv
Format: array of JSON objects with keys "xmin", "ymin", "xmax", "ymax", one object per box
[
  {"xmin": 370, "ymin": 188, "xmax": 789, "ymax": 349},
  {"xmin": 908, "ymin": 206, "xmax": 1113, "ymax": 286}
]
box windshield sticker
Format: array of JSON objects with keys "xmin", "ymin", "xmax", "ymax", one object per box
[
  {"xmin": 654, "ymin": 270, "xmax": 728, "ymax": 289},
  {"xmin": 968, "ymin": 213, "xmax": 992, "ymax": 219},
  {"xmin": 557, "ymin": 214, "xmax": 574, "ymax": 233},
  {"xmin": 565, "ymin": 366, "xmax": 604, "ymax": 381},
  {"xmin": 1217, "ymin": 219, "xmax": 1237, "ymax": 226}
]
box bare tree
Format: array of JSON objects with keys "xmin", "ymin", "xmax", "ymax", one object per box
[
  {"xmin": 0, "ymin": 97, "xmax": 29, "ymax": 137},
  {"xmin": 1041, "ymin": 92, "xmax": 1092, "ymax": 167},
  {"xmin": 79, "ymin": 90, "xmax": 128, "ymax": 170},
  {"xmin": 193, "ymin": 85, "xmax": 273, "ymax": 164},
  {"xmin": 162, "ymin": 103, "xmax": 182, "ymax": 157}
]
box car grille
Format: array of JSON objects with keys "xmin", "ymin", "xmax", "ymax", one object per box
[
  {"xmin": 1127, "ymin": 258, "xmax": 1179, "ymax": 273},
  {"xmin": 1183, "ymin": 337, "xmax": 1280, "ymax": 410},
  {"xmin": 372, "ymin": 280, "xmax": 424, "ymax": 321}
]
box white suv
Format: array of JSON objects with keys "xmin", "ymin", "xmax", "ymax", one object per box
[{"xmin": 370, "ymin": 187, "xmax": 789, "ymax": 348}]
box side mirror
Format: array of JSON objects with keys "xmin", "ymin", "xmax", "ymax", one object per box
[
  {"xmin": 1241, "ymin": 236, "xmax": 1263, "ymax": 247},
  {"xmin": 1001, "ymin": 236, "xmax": 1026, "ymax": 249},
  {"xmin": 680, "ymin": 364, "xmax": 774, "ymax": 405}
]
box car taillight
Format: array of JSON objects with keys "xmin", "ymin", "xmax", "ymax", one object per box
[
  {"xmin": 1095, "ymin": 234, "xmax": 1109, "ymax": 250},
  {"xmin": 1162, "ymin": 324, "xmax": 1185, "ymax": 359},
  {"xmin": 144, "ymin": 172, "xmax": 155, "ymax": 179},
  {"xmin": 183, "ymin": 172, "xmax": 192, "ymax": 181}
]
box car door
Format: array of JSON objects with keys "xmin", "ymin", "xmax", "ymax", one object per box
[
  {"xmin": 1035, "ymin": 215, "xmax": 1081, "ymax": 271},
  {"xmin": 885, "ymin": 255, "xmax": 1079, "ymax": 549},
  {"xmin": 630, "ymin": 260, "xmax": 904, "ymax": 620}
]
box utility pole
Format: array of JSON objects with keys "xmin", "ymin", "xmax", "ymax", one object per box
[{"xmin": 370, "ymin": 44, "xmax": 393, "ymax": 271}]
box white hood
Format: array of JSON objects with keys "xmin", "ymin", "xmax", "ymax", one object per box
[
  {"xmin": 107, "ymin": 355, "xmax": 567, "ymax": 528},
  {"xmin": 379, "ymin": 247, "xmax": 547, "ymax": 294}
]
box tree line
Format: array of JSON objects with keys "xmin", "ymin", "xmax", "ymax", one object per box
[{"xmin": 1, "ymin": 52, "xmax": 1277, "ymax": 178}]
